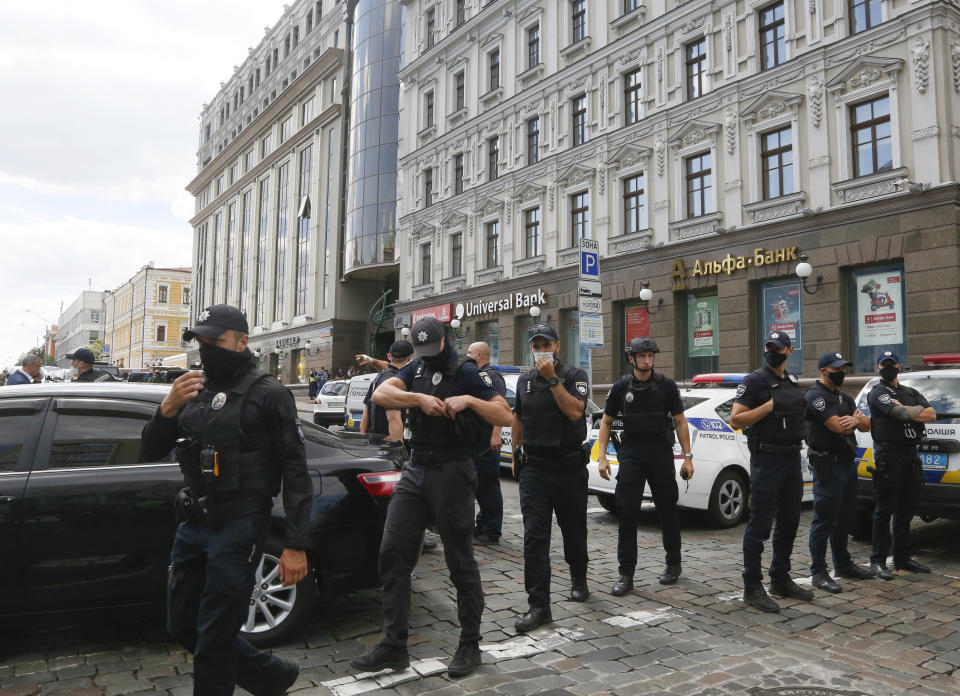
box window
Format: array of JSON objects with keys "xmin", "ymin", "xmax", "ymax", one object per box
[
  {"xmin": 182, "ymin": 287, "xmax": 191, "ymax": 305},
  {"xmin": 524, "ymin": 207, "xmax": 541, "ymax": 258},
  {"xmin": 624, "ymin": 0, "xmax": 641, "ymax": 12},
  {"xmin": 761, "ymin": 127, "xmax": 794, "ymax": 199},
  {"xmin": 488, "ymin": 49, "xmax": 500, "ymax": 91},
  {"xmin": 302, "ymin": 96, "xmax": 315, "ymax": 124},
  {"xmin": 245, "ymin": 148, "xmax": 255, "ymax": 172},
  {"xmin": 88, "ymin": 331, "xmax": 99, "ymax": 343},
  {"xmin": 157, "ymin": 285, "xmax": 168, "ymax": 303},
  {"xmin": 686, "ymin": 39, "xmax": 707, "ymax": 100},
  {"xmin": 230, "ymin": 163, "xmax": 238, "ymax": 185},
  {"xmin": 90, "ymin": 310, "xmax": 101, "ymax": 324},
  {"xmin": 847, "ymin": 263, "xmax": 906, "ymax": 373},
  {"xmin": 686, "ymin": 152, "xmax": 713, "ymax": 218},
  {"xmin": 527, "ymin": 25, "xmax": 540, "ymax": 68},
  {"xmin": 851, "ymin": 95, "xmax": 892, "ymax": 177},
  {"xmin": 240, "ymin": 189, "xmax": 252, "ymax": 312},
  {"xmin": 216, "ymin": 175, "xmax": 224, "ymax": 196},
  {"xmin": 527, "ymin": 117, "xmax": 540, "ymax": 166},
  {"xmin": 454, "ymin": 153, "xmax": 464, "ymax": 194},
  {"xmin": 424, "ymin": 167, "xmax": 434, "ymax": 208},
  {"xmin": 682, "ymin": 292, "xmax": 719, "ymax": 378},
  {"xmin": 424, "ymin": 90, "xmax": 434, "ymax": 127},
  {"xmin": 48, "ymin": 411, "xmax": 154, "ymax": 468},
  {"xmin": 485, "ymin": 221, "xmax": 499, "ymax": 267},
  {"xmin": 849, "ymin": 0, "xmax": 882, "ymax": 34},
  {"xmin": 488, "ymin": 136, "xmax": 499, "ymax": 181},
  {"xmin": 425, "ymin": 7, "xmax": 436, "ymax": 49},
  {"xmin": 284, "ymin": 34, "xmax": 291, "ymax": 58},
  {"xmin": 262, "ymin": 134, "xmax": 273, "ymax": 157},
  {"xmin": 454, "ymin": 71, "xmax": 465, "ymax": 111},
  {"xmin": 156, "ymin": 325, "xmax": 166, "ymax": 342},
  {"xmin": 306, "ymin": 9, "xmax": 313, "ymax": 32},
  {"xmin": 624, "ymin": 69, "xmax": 642, "ymax": 125},
  {"xmin": 456, "ymin": 0, "xmax": 466, "ymax": 26},
  {"xmin": 275, "ymin": 162, "xmax": 290, "ymax": 320},
  {"xmin": 226, "ymin": 202, "xmax": 236, "ymax": 302},
  {"xmin": 281, "ymin": 117, "xmax": 292, "ymax": 142},
  {"xmin": 213, "ymin": 211, "xmax": 223, "ymax": 302},
  {"xmin": 295, "ymin": 145, "xmax": 313, "ymax": 316},
  {"xmin": 451, "ymin": 232, "xmax": 463, "ymax": 276},
  {"xmin": 420, "ymin": 242, "xmax": 432, "ymax": 283},
  {"xmin": 758, "ymin": 279, "xmax": 803, "ymax": 374},
  {"xmin": 572, "ymin": 94, "xmax": 587, "ymax": 146},
  {"xmin": 255, "ymin": 176, "xmax": 270, "ymax": 326},
  {"xmin": 623, "ymin": 173, "xmax": 646, "ymax": 235},
  {"xmin": 570, "ymin": 192, "xmax": 589, "ymax": 244},
  {"xmin": 571, "ymin": 0, "xmax": 587, "ymax": 44},
  {"xmin": 759, "ymin": 3, "xmax": 786, "ymax": 70},
  {"xmin": 293, "ymin": 25, "xmax": 300, "ymax": 47}
]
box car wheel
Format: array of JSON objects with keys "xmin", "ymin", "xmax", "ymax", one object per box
[
  {"xmin": 707, "ymin": 469, "xmax": 748, "ymax": 528},
  {"xmin": 596, "ymin": 493, "xmax": 618, "ymax": 515},
  {"xmin": 241, "ymin": 538, "xmax": 317, "ymax": 648}
]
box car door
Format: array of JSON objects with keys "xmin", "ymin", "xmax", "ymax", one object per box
[
  {"xmin": 0, "ymin": 397, "xmax": 49, "ymax": 614},
  {"xmin": 18, "ymin": 397, "xmax": 182, "ymax": 613}
]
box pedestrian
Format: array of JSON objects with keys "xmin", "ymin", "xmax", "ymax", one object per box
[
  {"xmin": 512, "ymin": 323, "xmax": 591, "ymax": 633},
  {"xmin": 0, "ymin": 369, "xmax": 7, "ymax": 386},
  {"xmin": 6, "ymin": 354, "xmax": 42, "ymax": 385},
  {"xmin": 596, "ymin": 337, "xmax": 693, "ymax": 595},
  {"xmin": 140, "ymin": 304, "xmax": 312, "ymax": 696},
  {"xmin": 68, "ymin": 348, "xmax": 115, "ymax": 382},
  {"xmin": 308, "ymin": 369, "xmax": 318, "ymax": 399},
  {"xmin": 730, "ymin": 331, "xmax": 813, "ymax": 613},
  {"xmin": 360, "ymin": 341, "xmax": 414, "ymax": 444},
  {"xmin": 465, "ymin": 341, "xmax": 507, "ymax": 546},
  {"xmin": 866, "ymin": 351, "xmax": 937, "ymax": 579},
  {"xmin": 804, "ymin": 351, "xmax": 875, "ymax": 592},
  {"xmin": 351, "ymin": 317, "xmax": 512, "ymax": 678}
]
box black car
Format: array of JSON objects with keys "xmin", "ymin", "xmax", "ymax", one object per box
[{"xmin": 0, "ymin": 383, "xmax": 401, "ymax": 646}]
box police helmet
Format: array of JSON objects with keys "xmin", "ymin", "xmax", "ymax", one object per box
[{"xmin": 625, "ymin": 337, "xmax": 660, "ymax": 358}]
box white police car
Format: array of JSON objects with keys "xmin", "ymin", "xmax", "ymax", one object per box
[
  {"xmin": 343, "ymin": 373, "xmax": 377, "ymax": 432},
  {"xmin": 585, "ymin": 373, "xmax": 814, "ymax": 527}
]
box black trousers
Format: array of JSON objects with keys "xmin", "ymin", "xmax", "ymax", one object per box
[
  {"xmin": 473, "ymin": 445, "xmax": 503, "ymax": 537},
  {"xmin": 167, "ymin": 513, "xmax": 287, "ymax": 696},
  {"xmin": 808, "ymin": 456, "xmax": 858, "ymax": 574},
  {"xmin": 378, "ymin": 458, "xmax": 483, "ymax": 648},
  {"xmin": 742, "ymin": 452, "xmax": 802, "ymax": 590},
  {"xmin": 518, "ymin": 464, "xmax": 589, "ymax": 609},
  {"xmin": 870, "ymin": 444, "xmax": 921, "ymax": 565},
  {"xmin": 616, "ymin": 443, "xmax": 681, "ymax": 575}
]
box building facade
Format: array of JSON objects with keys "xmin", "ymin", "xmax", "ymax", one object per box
[
  {"xmin": 103, "ymin": 264, "xmax": 192, "ymax": 370},
  {"xmin": 187, "ymin": 0, "xmax": 405, "ymax": 383},
  {"xmin": 394, "ymin": 0, "xmax": 960, "ymax": 384},
  {"xmin": 55, "ymin": 291, "xmax": 106, "ymax": 368}
]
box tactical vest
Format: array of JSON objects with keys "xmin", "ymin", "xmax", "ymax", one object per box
[
  {"xmin": 408, "ymin": 356, "xmax": 472, "ymax": 455},
  {"xmin": 804, "ymin": 383, "xmax": 857, "ymax": 454},
  {"xmin": 520, "ymin": 364, "xmax": 587, "ymax": 451},
  {"xmin": 178, "ymin": 369, "xmax": 278, "ymax": 497},
  {"xmin": 870, "ymin": 382, "xmax": 926, "ymax": 445},
  {"xmin": 618, "ymin": 372, "xmax": 674, "ymax": 444},
  {"xmin": 369, "ymin": 365, "xmax": 401, "ymax": 437},
  {"xmin": 749, "ymin": 368, "xmax": 805, "ymax": 447}
]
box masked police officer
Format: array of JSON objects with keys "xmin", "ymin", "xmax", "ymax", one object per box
[
  {"xmin": 68, "ymin": 348, "xmax": 115, "ymax": 382},
  {"xmin": 512, "ymin": 323, "xmax": 591, "ymax": 633},
  {"xmin": 867, "ymin": 351, "xmax": 937, "ymax": 579},
  {"xmin": 360, "ymin": 341, "xmax": 414, "ymax": 444},
  {"xmin": 805, "ymin": 351, "xmax": 874, "ymax": 593},
  {"xmin": 466, "ymin": 341, "xmax": 507, "ymax": 545},
  {"xmin": 596, "ymin": 338, "xmax": 693, "ymax": 595},
  {"xmin": 731, "ymin": 331, "xmax": 813, "ymax": 613},
  {"xmin": 140, "ymin": 305, "xmax": 311, "ymax": 696},
  {"xmin": 352, "ymin": 317, "xmax": 512, "ymax": 678}
]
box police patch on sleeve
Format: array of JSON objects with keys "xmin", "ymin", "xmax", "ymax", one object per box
[
  {"xmin": 736, "ymin": 384, "xmax": 746, "ymax": 398},
  {"xmin": 295, "ymin": 421, "xmax": 305, "ymax": 443},
  {"xmin": 879, "ymin": 393, "xmax": 892, "ymax": 404},
  {"xmin": 479, "ymin": 371, "xmax": 493, "ymax": 387},
  {"xmin": 575, "ymin": 382, "xmax": 588, "ymax": 396},
  {"xmin": 812, "ymin": 396, "xmax": 826, "ymax": 412}
]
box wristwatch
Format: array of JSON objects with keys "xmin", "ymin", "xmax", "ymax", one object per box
[
  {"xmin": 547, "ymin": 376, "xmax": 560, "ymax": 387},
  {"xmin": 683, "ymin": 453, "xmax": 693, "ymax": 459}
]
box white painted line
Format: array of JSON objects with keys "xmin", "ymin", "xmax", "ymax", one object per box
[
  {"xmin": 586, "ymin": 507, "xmax": 608, "ymax": 514},
  {"xmin": 374, "ymin": 668, "xmax": 420, "ymax": 688},
  {"xmin": 603, "ymin": 607, "xmax": 691, "ymax": 628},
  {"xmin": 411, "ymin": 658, "xmax": 447, "ymax": 677},
  {"xmin": 480, "ymin": 627, "xmax": 582, "ymax": 660}
]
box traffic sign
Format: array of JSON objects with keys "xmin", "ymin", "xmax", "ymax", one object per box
[
  {"xmin": 579, "ymin": 238, "xmax": 599, "ymax": 279},
  {"xmin": 578, "ymin": 280, "xmax": 601, "ymax": 297},
  {"xmin": 579, "ymin": 312, "xmax": 604, "ymax": 347},
  {"xmin": 578, "ymin": 295, "xmax": 602, "ymax": 314}
]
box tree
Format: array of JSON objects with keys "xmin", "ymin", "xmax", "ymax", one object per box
[
  {"xmin": 89, "ymin": 338, "xmax": 105, "ymax": 361},
  {"xmin": 26, "ymin": 346, "xmax": 56, "ymax": 366}
]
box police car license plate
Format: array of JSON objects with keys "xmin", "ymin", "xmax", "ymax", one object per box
[{"xmin": 920, "ymin": 452, "xmax": 948, "ymax": 470}]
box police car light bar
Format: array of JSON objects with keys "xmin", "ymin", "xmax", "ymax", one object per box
[
  {"xmin": 922, "ymin": 354, "xmax": 960, "ymax": 366},
  {"xmin": 691, "ymin": 373, "xmax": 749, "ymax": 384}
]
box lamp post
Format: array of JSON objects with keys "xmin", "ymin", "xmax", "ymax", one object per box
[{"xmin": 796, "ymin": 255, "xmax": 822, "ymax": 295}]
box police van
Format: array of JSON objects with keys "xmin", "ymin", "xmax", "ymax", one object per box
[
  {"xmin": 585, "ymin": 373, "xmax": 814, "ymax": 527},
  {"xmin": 343, "ymin": 373, "xmax": 377, "ymax": 432}
]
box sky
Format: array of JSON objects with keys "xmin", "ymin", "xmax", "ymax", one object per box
[{"xmin": 0, "ymin": 0, "xmax": 289, "ymax": 369}]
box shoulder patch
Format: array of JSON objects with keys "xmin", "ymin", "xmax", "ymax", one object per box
[
  {"xmin": 575, "ymin": 381, "xmax": 588, "ymax": 396},
  {"xmin": 736, "ymin": 384, "xmax": 747, "ymax": 398},
  {"xmin": 479, "ymin": 371, "xmax": 493, "ymax": 387},
  {"xmin": 812, "ymin": 396, "xmax": 826, "ymax": 412},
  {"xmin": 878, "ymin": 393, "xmax": 892, "ymax": 404},
  {"xmin": 295, "ymin": 421, "xmax": 305, "ymax": 443}
]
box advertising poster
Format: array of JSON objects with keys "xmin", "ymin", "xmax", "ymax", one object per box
[
  {"xmin": 687, "ymin": 295, "xmax": 719, "ymax": 358},
  {"xmin": 624, "ymin": 305, "xmax": 650, "ymax": 345},
  {"xmin": 855, "ymin": 270, "xmax": 904, "ymax": 346},
  {"xmin": 761, "ymin": 280, "xmax": 803, "ymax": 374}
]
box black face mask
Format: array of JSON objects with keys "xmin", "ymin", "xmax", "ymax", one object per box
[
  {"xmin": 200, "ymin": 343, "xmax": 254, "ymax": 384},
  {"xmin": 423, "ymin": 342, "xmax": 454, "ymax": 371},
  {"xmin": 826, "ymin": 370, "xmax": 845, "ymax": 387},
  {"xmin": 765, "ymin": 350, "xmax": 788, "ymax": 368},
  {"xmin": 879, "ymin": 365, "xmax": 899, "ymax": 382}
]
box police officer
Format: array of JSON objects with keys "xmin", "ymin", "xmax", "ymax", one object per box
[
  {"xmin": 352, "ymin": 317, "xmax": 512, "ymax": 678},
  {"xmin": 867, "ymin": 351, "xmax": 937, "ymax": 579},
  {"xmin": 67, "ymin": 348, "xmax": 115, "ymax": 381},
  {"xmin": 805, "ymin": 351, "xmax": 874, "ymax": 593},
  {"xmin": 140, "ymin": 305, "xmax": 311, "ymax": 696},
  {"xmin": 512, "ymin": 323, "xmax": 591, "ymax": 633},
  {"xmin": 596, "ymin": 337, "xmax": 693, "ymax": 595},
  {"xmin": 731, "ymin": 331, "xmax": 813, "ymax": 613},
  {"xmin": 360, "ymin": 341, "xmax": 414, "ymax": 444}
]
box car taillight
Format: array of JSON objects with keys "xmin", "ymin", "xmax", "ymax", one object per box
[{"xmin": 357, "ymin": 471, "xmax": 402, "ymax": 496}]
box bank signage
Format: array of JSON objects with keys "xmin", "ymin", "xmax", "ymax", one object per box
[
  {"xmin": 672, "ymin": 246, "xmax": 801, "ymax": 289},
  {"xmin": 412, "ymin": 304, "xmax": 452, "ymax": 323},
  {"xmin": 454, "ymin": 288, "xmax": 547, "ymax": 320},
  {"xmin": 275, "ymin": 336, "xmax": 301, "ymax": 348}
]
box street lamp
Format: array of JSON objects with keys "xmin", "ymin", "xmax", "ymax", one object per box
[
  {"xmin": 638, "ymin": 282, "xmax": 664, "ymax": 314},
  {"xmin": 400, "ymin": 326, "xmax": 410, "ymax": 338},
  {"xmin": 796, "ymin": 254, "xmax": 822, "ymax": 295},
  {"xmin": 450, "ymin": 318, "xmax": 470, "ymax": 340},
  {"xmin": 530, "ymin": 305, "xmax": 541, "ymax": 318}
]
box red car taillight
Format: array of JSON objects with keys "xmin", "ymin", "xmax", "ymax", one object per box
[{"xmin": 357, "ymin": 471, "xmax": 402, "ymax": 497}]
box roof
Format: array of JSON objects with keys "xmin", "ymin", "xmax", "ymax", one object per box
[{"xmin": 0, "ymin": 383, "xmax": 171, "ymax": 403}]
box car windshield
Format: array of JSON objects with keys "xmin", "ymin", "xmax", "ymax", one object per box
[
  {"xmin": 683, "ymin": 395, "xmax": 711, "ymax": 412},
  {"xmin": 900, "ymin": 376, "xmax": 960, "ymax": 422},
  {"xmin": 320, "ymin": 381, "xmax": 347, "ymax": 396}
]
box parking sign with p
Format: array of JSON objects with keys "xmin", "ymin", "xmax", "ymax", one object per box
[{"xmin": 579, "ymin": 238, "xmax": 599, "ymax": 279}]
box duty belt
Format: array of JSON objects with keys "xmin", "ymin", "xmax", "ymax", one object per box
[
  {"xmin": 756, "ymin": 442, "xmax": 802, "ymax": 456},
  {"xmin": 410, "ymin": 448, "xmax": 470, "ymax": 465}
]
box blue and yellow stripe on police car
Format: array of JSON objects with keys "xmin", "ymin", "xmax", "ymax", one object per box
[{"xmin": 856, "ymin": 446, "xmax": 959, "ymax": 484}]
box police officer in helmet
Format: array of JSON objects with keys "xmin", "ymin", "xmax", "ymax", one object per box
[
  {"xmin": 512, "ymin": 324, "xmax": 591, "ymax": 633},
  {"xmin": 140, "ymin": 305, "xmax": 312, "ymax": 696},
  {"xmin": 596, "ymin": 337, "xmax": 693, "ymax": 595},
  {"xmin": 360, "ymin": 341, "xmax": 414, "ymax": 445},
  {"xmin": 352, "ymin": 318, "xmax": 512, "ymax": 678},
  {"xmin": 731, "ymin": 331, "xmax": 813, "ymax": 612},
  {"xmin": 867, "ymin": 351, "xmax": 936, "ymax": 579},
  {"xmin": 804, "ymin": 351, "xmax": 874, "ymax": 593}
]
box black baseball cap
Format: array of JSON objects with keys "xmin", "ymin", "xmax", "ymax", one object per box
[
  {"xmin": 764, "ymin": 331, "xmax": 792, "ymax": 349},
  {"xmin": 818, "ymin": 351, "xmax": 853, "ymax": 370},
  {"xmin": 182, "ymin": 304, "xmax": 249, "ymax": 341},
  {"xmin": 66, "ymin": 348, "xmax": 95, "ymax": 365},
  {"xmin": 877, "ymin": 350, "xmax": 901, "ymax": 366},
  {"xmin": 529, "ymin": 323, "xmax": 559, "ymax": 343},
  {"xmin": 411, "ymin": 318, "xmax": 446, "ymax": 357},
  {"xmin": 388, "ymin": 340, "xmax": 413, "ymax": 358}
]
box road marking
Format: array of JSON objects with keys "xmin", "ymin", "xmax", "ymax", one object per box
[
  {"xmin": 480, "ymin": 627, "xmax": 582, "ymax": 660},
  {"xmin": 603, "ymin": 607, "xmax": 692, "ymax": 628}
]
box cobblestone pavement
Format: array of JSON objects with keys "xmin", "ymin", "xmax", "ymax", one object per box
[{"xmin": 2, "ymin": 478, "xmax": 960, "ymax": 696}]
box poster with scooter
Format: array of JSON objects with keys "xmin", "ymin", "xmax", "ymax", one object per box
[
  {"xmin": 761, "ymin": 280, "xmax": 802, "ymax": 374},
  {"xmin": 855, "ymin": 270, "xmax": 904, "ymax": 346}
]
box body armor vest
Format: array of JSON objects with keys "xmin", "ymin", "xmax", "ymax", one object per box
[
  {"xmin": 749, "ymin": 368, "xmax": 805, "ymax": 447},
  {"xmin": 520, "ymin": 364, "xmax": 587, "ymax": 451},
  {"xmin": 870, "ymin": 382, "xmax": 926, "ymax": 445},
  {"xmin": 804, "ymin": 383, "xmax": 857, "ymax": 454},
  {"xmin": 178, "ymin": 368, "xmax": 277, "ymax": 497},
  {"xmin": 408, "ymin": 356, "xmax": 471, "ymax": 454},
  {"xmin": 369, "ymin": 365, "xmax": 401, "ymax": 437},
  {"xmin": 619, "ymin": 373, "xmax": 674, "ymax": 444}
]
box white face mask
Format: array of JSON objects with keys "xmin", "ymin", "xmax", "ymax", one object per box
[{"xmin": 533, "ymin": 351, "xmax": 554, "ymax": 363}]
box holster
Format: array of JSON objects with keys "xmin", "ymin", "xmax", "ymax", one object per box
[
  {"xmin": 174, "ymin": 487, "xmax": 206, "ymax": 524},
  {"xmin": 913, "ymin": 457, "xmax": 926, "ymax": 487},
  {"xmin": 175, "ymin": 438, "xmax": 202, "ymax": 482},
  {"xmin": 807, "ymin": 448, "xmax": 834, "ymax": 483}
]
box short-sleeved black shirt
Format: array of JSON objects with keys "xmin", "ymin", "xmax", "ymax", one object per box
[
  {"xmin": 804, "ymin": 380, "xmax": 857, "ymax": 454},
  {"xmin": 733, "ymin": 364, "xmax": 795, "ymax": 409},
  {"xmin": 513, "ymin": 362, "xmax": 589, "ymax": 418},
  {"xmin": 868, "ymin": 380, "xmax": 931, "ymax": 445},
  {"xmin": 475, "ymin": 363, "xmax": 507, "ymax": 440},
  {"xmin": 394, "ymin": 355, "xmax": 500, "ymax": 401}
]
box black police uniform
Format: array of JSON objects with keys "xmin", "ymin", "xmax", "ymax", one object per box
[
  {"xmin": 515, "ymin": 360, "xmax": 590, "ymax": 610},
  {"xmin": 75, "ymin": 367, "xmax": 115, "ymax": 382},
  {"xmin": 376, "ymin": 353, "xmax": 499, "ymax": 651},
  {"xmin": 867, "ymin": 379, "xmax": 930, "ymax": 566},
  {"xmin": 364, "ymin": 364, "xmax": 403, "ymax": 442},
  {"xmin": 735, "ymin": 364, "xmax": 806, "ymax": 590},
  {"xmin": 141, "ymin": 354, "xmax": 312, "ymax": 696},
  {"xmin": 472, "ymin": 362, "xmax": 506, "ymax": 541},
  {"xmin": 805, "ymin": 381, "xmax": 860, "ymax": 576},
  {"xmin": 604, "ymin": 372, "xmax": 684, "ymax": 576}
]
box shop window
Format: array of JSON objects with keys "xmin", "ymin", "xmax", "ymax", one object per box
[
  {"xmin": 681, "ymin": 292, "xmax": 719, "ymax": 378},
  {"xmin": 758, "ymin": 279, "xmax": 803, "ymax": 374},
  {"xmin": 478, "ymin": 320, "xmax": 499, "ymax": 365},
  {"xmin": 847, "ymin": 263, "xmax": 906, "ymax": 373},
  {"xmin": 561, "ymin": 309, "xmax": 591, "ymax": 371},
  {"xmin": 515, "ymin": 314, "xmax": 538, "ymax": 368}
]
